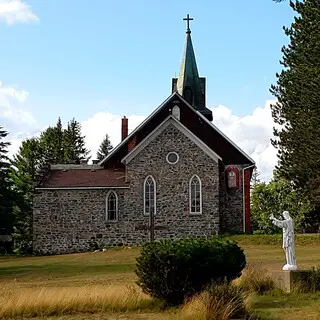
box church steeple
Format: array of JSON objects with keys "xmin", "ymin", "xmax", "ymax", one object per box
[{"xmin": 172, "ymin": 14, "xmax": 213, "ymax": 122}]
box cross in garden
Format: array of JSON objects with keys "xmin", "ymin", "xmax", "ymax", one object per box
[{"xmin": 183, "ymin": 14, "xmax": 194, "ymax": 33}]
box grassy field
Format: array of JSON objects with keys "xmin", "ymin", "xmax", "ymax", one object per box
[{"xmin": 1, "ymin": 235, "xmax": 320, "ymax": 319}]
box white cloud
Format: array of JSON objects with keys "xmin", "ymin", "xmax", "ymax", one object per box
[
  {"xmin": 0, "ymin": 81, "xmax": 35, "ymax": 125},
  {"xmin": 81, "ymin": 112, "xmax": 146, "ymax": 160},
  {"xmin": 210, "ymin": 100, "xmax": 278, "ymax": 181},
  {"xmin": 0, "ymin": 0, "xmax": 39, "ymax": 24}
]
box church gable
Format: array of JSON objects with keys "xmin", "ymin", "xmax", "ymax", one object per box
[
  {"xmin": 101, "ymin": 92, "xmax": 254, "ymax": 168},
  {"xmin": 122, "ymin": 115, "xmax": 221, "ymax": 165}
]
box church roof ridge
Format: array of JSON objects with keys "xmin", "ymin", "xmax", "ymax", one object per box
[{"xmin": 50, "ymin": 164, "xmax": 103, "ymax": 171}]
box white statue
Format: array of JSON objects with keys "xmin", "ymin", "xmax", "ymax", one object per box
[{"xmin": 269, "ymin": 211, "xmax": 298, "ymax": 271}]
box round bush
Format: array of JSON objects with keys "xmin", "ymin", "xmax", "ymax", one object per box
[{"xmin": 135, "ymin": 238, "xmax": 246, "ymax": 305}]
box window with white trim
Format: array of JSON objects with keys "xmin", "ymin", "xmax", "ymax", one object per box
[
  {"xmin": 189, "ymin": 175, "xmax": 202, "ymax": 214},
  {"xmin": 106, "ymin": 191, "xmax": 118, "ymax": 221},
  {"xmin": 144, "ymin": 175, "xmax": 156, "ymax": 215}
]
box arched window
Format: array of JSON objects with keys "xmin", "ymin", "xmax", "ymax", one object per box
[
  {"xmin": 144, "ymin": 175, "xmax": 156, "ymax": 215},
  {"xmin": 106, "ymin": 191, "xmax": 118, "ymax": 221},
  {"xmin": 189, "ymin": 175, "xmax": 202, "ymax": 214}
]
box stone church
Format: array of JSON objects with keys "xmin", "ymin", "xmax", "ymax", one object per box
[{"xmin": 33, "ymin": 17, "xmax": 255, "ymax": 255}]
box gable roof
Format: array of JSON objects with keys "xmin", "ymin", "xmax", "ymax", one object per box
[
  {"xmin": 122, "ymin": 115, "xmax": 222, "ymax": 164},
  {"xmin": 100, "ymin": 91, "xmax": 255, "ymax": 166}
]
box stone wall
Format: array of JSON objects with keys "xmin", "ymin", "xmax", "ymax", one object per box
[
  {"xmin": 33, "ymin": 188, "xmax": 131, "ymax": 254},
  {"xmin": 219, "ymin": 164, "xmax": 249, "ymax": 233},
  {"xmin": 33, "ymin": 123, "xmax": 221, "ymax": 254}
]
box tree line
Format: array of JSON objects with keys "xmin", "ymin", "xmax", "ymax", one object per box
[
  {"xmin": 251, "ymin": 0, "xmax": 320, "ymax": 233},
  {"xmin": 0, "ymin": 118, "xmax": 112, "ymax": 254}
]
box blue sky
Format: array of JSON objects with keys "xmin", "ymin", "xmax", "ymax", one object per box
[{"xmin": 0, "ymin": 0, "xmax": 296, "ymax": 180}]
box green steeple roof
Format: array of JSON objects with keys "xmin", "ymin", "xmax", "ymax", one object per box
[{"xmin": 175, "ymin": 15, "xmax": 213, "ymax": 121}]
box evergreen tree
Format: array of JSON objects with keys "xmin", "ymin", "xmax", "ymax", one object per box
[
  {"xmin": 63, "ymin": 118, "xmax": 90, "ymax": 163},
  {"xmin": 270, "ymin": 1, "xmax": 320, "ymax": 210},
  {"xmin": 0, "ymin": 126, "xmax": 14, "ymax": 234},
  {"xmin": 40, "ymin": 117, "xmax": 64, "ymax": 164},
  {"xmin": 11, "ymin": 138, "xmax": 43, "ymax": 254},
  {"xmin": 96, "ymin": 133, "xmax": 113, "ymax": 161}
]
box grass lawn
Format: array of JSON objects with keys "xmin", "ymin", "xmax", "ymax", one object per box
[{"xmin": 1, "ymin": 236, "xmax": 320, "ymax": 319}]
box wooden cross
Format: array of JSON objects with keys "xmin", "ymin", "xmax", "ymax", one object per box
[{"xmin": 183, "ymin": 14, "xmax": 194, "ymax": 32}]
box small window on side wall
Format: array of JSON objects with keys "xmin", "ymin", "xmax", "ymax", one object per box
[
  {"xmin": 144, "ymin": 175, "xmax": 156, "ymax": 216},
  {"xmin": 106, "ymin": 191, "xmax": 118, "ymax": 221},
  {"xmin": 189, "ymin": 175, "xmax": 202, "ymax": 214}
]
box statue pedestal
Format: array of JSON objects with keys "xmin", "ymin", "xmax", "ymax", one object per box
[{"xmin": 271, "ymin": 270, "xmax": 311, "ymax": 292}]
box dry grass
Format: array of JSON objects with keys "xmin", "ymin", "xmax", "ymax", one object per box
[
  {"xmin": 1, "ymin": 239, "xmax": 320, "ymax": 319},
  {"xmin": 178, "ymin": 282, "xmax": 254, "ymax": 320},
  {"xmin": 234, "ymin": 263, "xmax": 275, "ymax": 294},
  {"xmin": 0, "ymin": 283, "xmax": 158, "ymax": 319}
]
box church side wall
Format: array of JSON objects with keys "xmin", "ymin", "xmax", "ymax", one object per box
[
  {"xmin": 33, "ymin": 188, "xmax": 131, "ymax": 255},
  {"xmin": 219, "ymin": 164, "xmax": 248, "ymax": 233},
  {"xmin": 124, "ymin": 123, "xmax": 220, "ymax": 240}
]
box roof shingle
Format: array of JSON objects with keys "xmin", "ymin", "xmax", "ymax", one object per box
[{"xmin": 40, "ymin": 168, "xmax": 127, "ymax": 188}]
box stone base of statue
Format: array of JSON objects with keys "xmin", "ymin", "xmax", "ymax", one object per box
[
  {"xmin": 282, "ymin": 264, "xmax": 298, "ymax": 271},
  {"xmin": 271, "ymin": 269, "xmax": 311, "ymax": 292}
]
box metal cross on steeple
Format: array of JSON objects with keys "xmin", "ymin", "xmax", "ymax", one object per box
[{"xmin": 183, "ymin": 14, "xmax": 193, "ymax": 33}]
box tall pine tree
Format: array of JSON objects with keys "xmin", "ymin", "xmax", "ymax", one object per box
[
  {"xmin": 63, "ymin": 118, "xmax": 90, "ymax": 163},
  {"xmin": 40, "ymin": 117, "xmax": 64, "ymax": 164},
  {"xmin": 270, "ymin": 1, "xmax": 320, "ymax": 211},
  {"xmin": 0, "ymin": 126, "xmax": 14, "ymax": 234},
  {"xmin": 96, "ymin": 133, "xmax": 113, "ymax": 161},
  {"xmin": 11, "ymin": 138, "xmax": 43, "ymax": 254}
]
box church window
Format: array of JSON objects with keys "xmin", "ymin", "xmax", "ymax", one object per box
[
  {"xmin": 106, "ymin": 191, "xmax": 118, "ymax": 221},
  {"xmin": 144, "ymin": 175, "xmax": 156, "ymax": 215},
  {"xmin": 227, "ymin": 171, "xmax": 237, "ymax": 188},
  {"xmin": 166, "ymin": 152, "xmax": 179, "ymax": 165},
  {"xmin": 189, "ymin": 175, "xmax": 202, "ymax": 214}
]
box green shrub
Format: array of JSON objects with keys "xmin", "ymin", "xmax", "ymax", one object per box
[{"xmin": 135, "ymin": 238, "xmax": 246, "ymax": 306}]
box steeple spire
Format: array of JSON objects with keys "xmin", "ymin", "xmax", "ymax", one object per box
[{"xmin": 172, "ymin": 14, "xmax": 213, "ymax": 121}]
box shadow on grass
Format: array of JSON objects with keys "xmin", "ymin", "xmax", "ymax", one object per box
[
  {"xmin": 253, "ymin": 292, "xmax": 320, "ymax": 320},
  {"xmin": 0, "ymin": 263, "xmax": 135, "ymax": 278}
]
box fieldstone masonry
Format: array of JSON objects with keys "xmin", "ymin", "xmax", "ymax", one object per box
[
  {"xmin": 219, "ymin": 164, "xmax": 247, "ymax": 233},
  {"xmin": 125, "ymin": 124, "xmax": 220, "ymax": 240},
  {"xmin": 33, "ymin": 124, "xmax": 246, "ymax": 254}
]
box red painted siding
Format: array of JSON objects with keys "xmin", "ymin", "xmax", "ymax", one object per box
[{"xmin": 244, "ymin": 168, "xmax": 251, "ymax": 233}]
